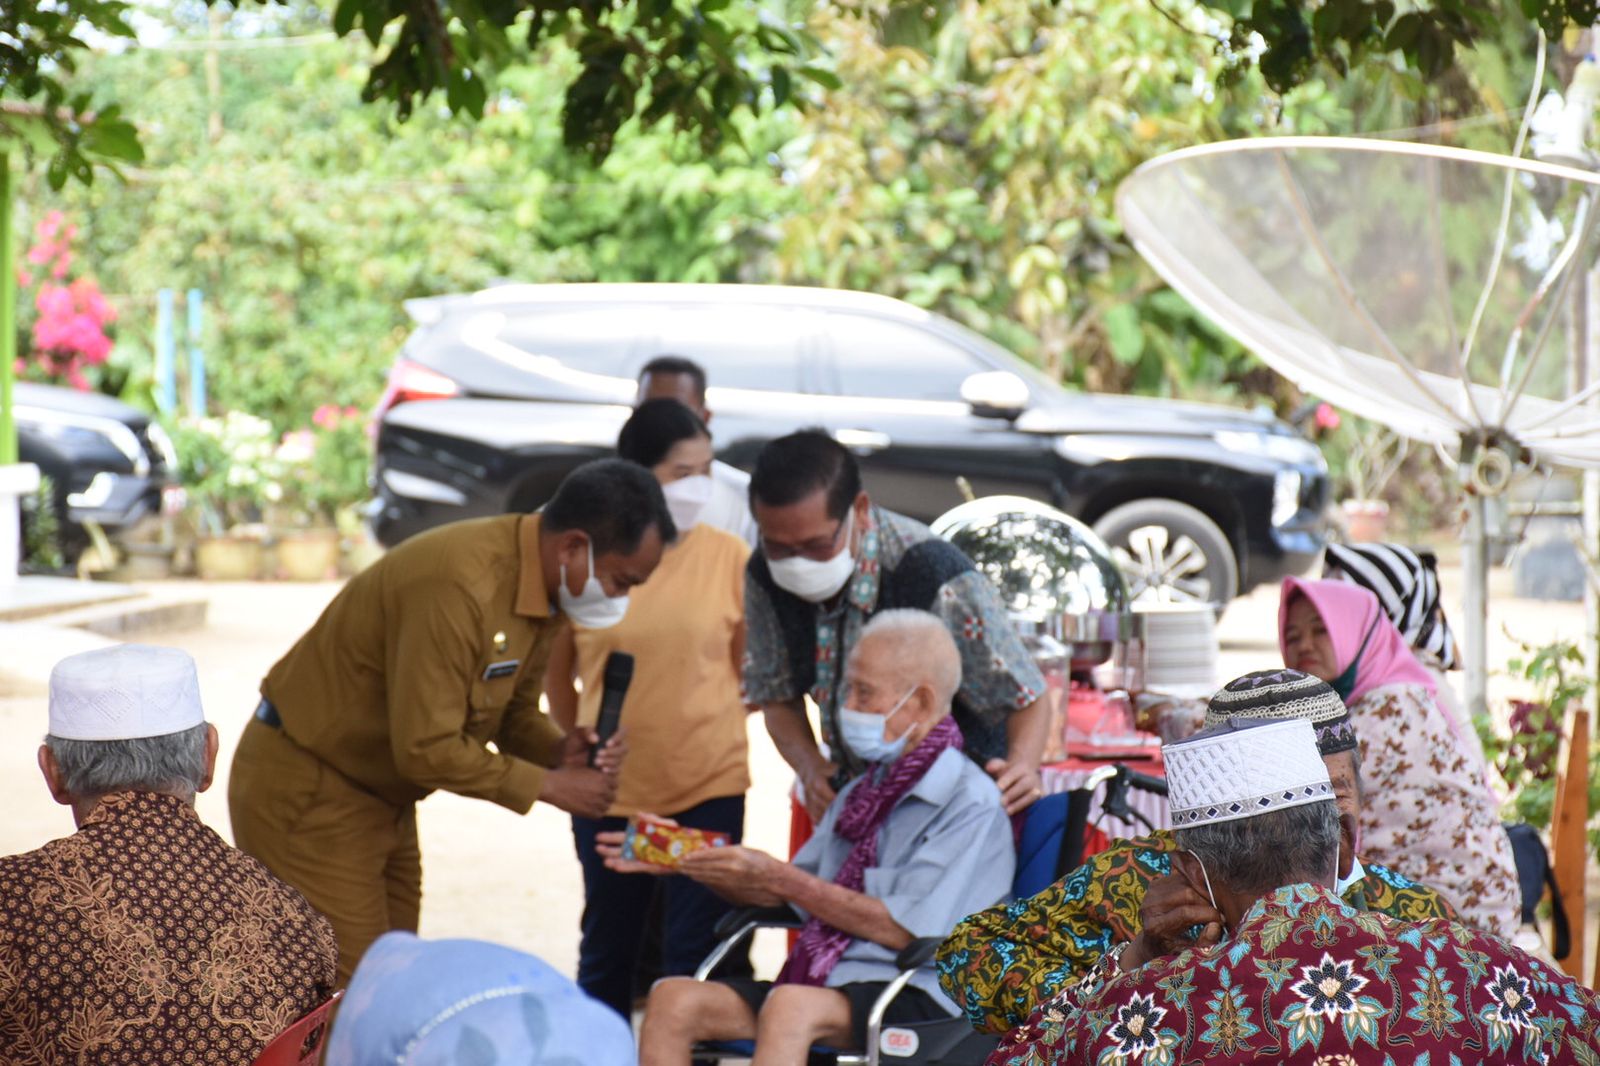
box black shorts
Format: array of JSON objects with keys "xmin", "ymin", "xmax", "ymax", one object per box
[{"xmin": 718, "ymin": 977, "xmax": 951, "ymax": 1050}]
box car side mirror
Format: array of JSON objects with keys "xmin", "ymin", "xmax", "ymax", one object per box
[{"xmin": 961, "ymin": 371, "xmax": 1030, "ymax": 420}]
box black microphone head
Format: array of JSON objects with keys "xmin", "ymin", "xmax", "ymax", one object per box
[{"xmin": 603, "ymin": 651, "xmax": 635, "ymax": 690}]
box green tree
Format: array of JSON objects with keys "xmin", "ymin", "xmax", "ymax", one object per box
[
  {"xmin": 1195, "ymin": 0, "xmax": 1593, "ymax": 95},
  {"xmin": 2, "ymin": 0, "xmax": 820, "ymax": 182},
  {"xmin": 771, "ymin": 0, "xmax": 1537, "ymax": 407},
  {"xmin": 32, "ymin": 14, "xmax": 795, "ymax": 430}
]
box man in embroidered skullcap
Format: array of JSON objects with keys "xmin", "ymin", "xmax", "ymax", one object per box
[
  {"xmin": 985, "ymin": 716, "xmax": 1600, "ymax": 1066},
  {"xmin": 937, "ymin": 669, "xmax": 1457, "ymax": 1035},
  {"xmin": 0, "ymin": 644, "xmax": 337, "ymax": 1065}
]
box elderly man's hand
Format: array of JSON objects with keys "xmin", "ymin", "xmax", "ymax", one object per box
[
  {"xmin": 680, "ymin": 845, "xmax": 787, "ymax": 907},
  {"xmin": 1119, "ymin": 868, "xmax": 1224, "ymax": 970},
  {"xmin": 984, "ymin": 758, "xmax": 1043, "ymax": 815}
]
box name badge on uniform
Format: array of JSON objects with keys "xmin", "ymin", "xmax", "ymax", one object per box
[{"xmin": 482, "ymin": 659, "xmax": 521, "ymax": 681}]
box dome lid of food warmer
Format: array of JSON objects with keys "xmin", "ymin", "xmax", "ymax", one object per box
[{"xmin": 931, "ymin": 496, "xmax": 1139, "ymax": 662}]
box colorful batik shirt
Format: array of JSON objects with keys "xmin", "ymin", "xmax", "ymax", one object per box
[
  {"xmin": 0, "ymin": 791, "xmax": 338, "ymax": 1064},
  {"xmin": 986, "ymin": 882, "xmax": 1600, "ymax": 1066},
  {"xmin": 937, "ymin": 829, "xmax": 1459, "ymax": 1034},
  {"xmin": 744, "ymin": 505, "xmax": 1044, "ymax": 771}
]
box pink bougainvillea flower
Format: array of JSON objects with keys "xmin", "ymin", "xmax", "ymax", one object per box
[
  {"xmin": 312, "ymin": 404, "xmax": 342, "ymax": 430},
  {"xmin": 35, "ymin": 284, "xmax": 72, "ymax": 318},
  {"xmin": 1314, "ymin": 403, "xmax": 1342, "ymax": 431}
]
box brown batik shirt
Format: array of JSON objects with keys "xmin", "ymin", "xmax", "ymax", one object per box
[{"xmin": 0, "ymin": 790, "xmax": 338, "ymax": 1064}]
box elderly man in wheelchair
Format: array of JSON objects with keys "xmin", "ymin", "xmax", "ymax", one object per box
[{"xmin": 597, "ymin": 608, "xmax": 1014, "ymax": 1066}]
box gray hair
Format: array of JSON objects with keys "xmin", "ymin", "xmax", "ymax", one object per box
[
  {"xmin": 1174, "ymin": 799, "xmax": 1340, "ymax": 895},
  {"xmin": 855, "ymin": 609, "xmax": 963, "ymax": 709},
  {"xmin": 45, "ymin": 723, "xmax": 209, "ymax": 799}
]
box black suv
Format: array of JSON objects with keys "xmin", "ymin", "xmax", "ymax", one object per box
[
  {"xmin": 16, "ymin": 380, "xmax": 177, "ymax": 561},
  {"xmin": 369, "ymin": 284, "xmax": 1329, "ymax": 606}
]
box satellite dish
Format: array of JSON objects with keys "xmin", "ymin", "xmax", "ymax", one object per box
[{"xmin": 1116, "ymin": 135, "xmax": 1600, "ymax": 715}]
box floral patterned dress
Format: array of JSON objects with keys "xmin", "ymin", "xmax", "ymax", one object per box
[
  {"xmin": 986, "ymin": 883, "xmax": 1600, "ymax": 1066},
  {"xmin": 1351, "ymin": 683, "xmax": 1521, "ymax": 940}
]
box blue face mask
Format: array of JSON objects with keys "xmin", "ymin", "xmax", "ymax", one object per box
[{"xmin": 838, "ymin": 687, "xmax": 917, "ymax": 763}]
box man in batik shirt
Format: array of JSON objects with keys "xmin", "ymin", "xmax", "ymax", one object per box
[
  {"xmin": 743, "ymin": 430, "xmax": 1049, "ymax": 817},
  {"xmin": 985, "ymin": 713, "xmax": 1600, "ymax": 1066},
  {"xmin": 938, "ymin": 670, "xmax": 1458, "ymax": 1034},
  {"xmin": 0, "ymin": 645, "xmax": 337, "ymax": 1064}
]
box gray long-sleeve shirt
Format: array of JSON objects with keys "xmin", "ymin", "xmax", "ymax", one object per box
[{"xmin": 791, "ymin": 746, "xmax": 1016, "ymax": 1010}]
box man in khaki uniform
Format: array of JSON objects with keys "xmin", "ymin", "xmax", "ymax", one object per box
[{"xmin": 229, "ymin": 459, "xmax": 675, "ymax": 982}]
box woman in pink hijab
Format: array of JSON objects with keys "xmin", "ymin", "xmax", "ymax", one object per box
[{"xmin": 1280, "ymin": 576, "xmax": 1520, "ymax": 938}]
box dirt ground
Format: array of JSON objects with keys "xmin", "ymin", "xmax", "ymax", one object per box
[{"xmin": 0, "ymin": 562, "xmax": 1591, "ymax": 983}]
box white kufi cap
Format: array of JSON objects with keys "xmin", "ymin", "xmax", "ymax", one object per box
[
  {"xmin": 49, "ymin": 644, "xmax": 205, "ymax": 741},
  {"xmin": 1164, "ymin": 717, "xmax": 1332, "ymax": 829}
]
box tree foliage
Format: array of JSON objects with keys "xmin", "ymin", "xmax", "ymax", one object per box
[
  {"xmin": 769, "ymin": 0, "xmax": 1538, "ymax": 405},
  {"xmin": 2, "ymin": 0, "xmax": 823, "ymax": 182},
  {"xmin": 0, "ymin": 0, "xmax": 144, "ymax": 185},
  {"xmin": 30, "ymin": 12, "xmax": 795, "ymax": 428},
  {"xmin": 1195, "ymin": 0, "xmax": 1595, "ymax": 95},
  {"xmin": 23, "ymin": 0, "xmax": 1544, "ymax": 444}
]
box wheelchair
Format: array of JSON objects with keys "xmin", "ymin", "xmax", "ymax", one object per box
[{"xmin": 686, "ymin": 764, "xmax": 1169, "ymax": 1066}]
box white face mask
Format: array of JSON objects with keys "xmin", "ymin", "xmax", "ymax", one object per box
[
  {"xmin": 767, "ymin": 510, "xmax": 856, "ymax": 603},
  {"xmin": 838, "ymin": 687, "xmax": 916, "ymax": 763},
  {"xmin": 559, "ymin": 539, "xmax": 630, "ymax": 630},
  {"xmin": 661, "ymin": 474, "xmax": 714, "ymax": 533},
  {"xmin": 1334, "ymin": 846, "xmax": 1366, "ymax": 896}
]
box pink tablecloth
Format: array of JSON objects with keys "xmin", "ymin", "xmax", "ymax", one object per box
[{"xmin": 1040, "ymin": 757, "xmax": 1170, "ymax": 842}]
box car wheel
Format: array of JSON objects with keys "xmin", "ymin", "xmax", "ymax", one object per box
[{"xmin": 1093, "ymin": 499, "xmax": 1239, "ymax": 612}]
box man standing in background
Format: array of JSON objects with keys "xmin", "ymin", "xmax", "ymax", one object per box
[{"xmin": 636, "ymin": 354, "xmax": 759, "ymax": 545}]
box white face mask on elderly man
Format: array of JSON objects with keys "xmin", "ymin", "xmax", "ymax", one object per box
[{"xmin": 838, "ymin": 687, "xmax": 916, "ymax": 763}]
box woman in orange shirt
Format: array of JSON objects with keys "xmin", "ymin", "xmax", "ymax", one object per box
[{"xmin": 546, "ymin": 398, "xmax": 752, "ymax": 1018}]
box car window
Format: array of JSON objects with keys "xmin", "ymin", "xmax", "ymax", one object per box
[
  {"xmin": 497, "ymin": 311, "xmax": 652, "ymax": 378},
  {"xmin": 656, "ymin": 307, "xmax": 812, "ymax": 393},
  {"xmin": 825, "ymin": 314, "xmax": 989, "ymax": 400},
  {"xmin": 497, "ymin": 305, "xmax": 810, "ymax": 393}
]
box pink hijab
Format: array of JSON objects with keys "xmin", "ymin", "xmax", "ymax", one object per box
[{"xmin": 1279, "ymin": 576, "xmax": 1437, "ymax": 704}]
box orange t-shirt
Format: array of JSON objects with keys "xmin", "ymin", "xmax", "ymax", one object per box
[{"xmin": 574, "ymin": 524, "xmax": 751, "ymax": 816}]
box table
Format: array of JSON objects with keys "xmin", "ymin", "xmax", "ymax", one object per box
[{"xmin": 1040, "ymin": 754, "xmax": 1170, "ymax": 842}]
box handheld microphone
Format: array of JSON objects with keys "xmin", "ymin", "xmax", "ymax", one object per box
[{"xmin": 590, "ymin": 652, "xmax": 634, "ymax": 767}]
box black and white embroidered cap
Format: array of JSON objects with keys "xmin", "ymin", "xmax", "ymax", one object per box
[
  {"xmin": 1164, "ymin": 716, "xmax": 1334, "ymax": 829},
  {"xmin": 1203, "ymin": 668, "xmax": 1357, "ymax": 756}
]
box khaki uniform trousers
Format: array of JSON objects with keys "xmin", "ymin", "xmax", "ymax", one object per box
[{"xmin": 228, "ymin": 718, "xmax": 421, "ymax": 986}]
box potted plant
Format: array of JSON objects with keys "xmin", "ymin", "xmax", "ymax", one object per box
[
  {"xmin": 169, "ymin": 413, "xmax": 283, "ymax": 580},
  {"xmin": 1338, "ymin": 423, "xmax": 1408, "ymax": 542},
  {"xmin": 272, "ymin": 405, "xmax": 370, "ymax": 580}
]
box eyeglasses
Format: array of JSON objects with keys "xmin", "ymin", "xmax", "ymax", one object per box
[{"xmin": 760, "ymin": 514, "xmax": 851, "ymax": 562}]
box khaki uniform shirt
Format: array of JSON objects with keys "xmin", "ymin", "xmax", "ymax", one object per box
[{"xmin": 263, "ymin": 514, "xmax": 566, "ymax": 812}]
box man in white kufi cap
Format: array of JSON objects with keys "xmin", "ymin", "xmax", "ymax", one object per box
[
  {"xmin": 985, "ymin": 708, "xmax": 1600, "ymax": 1066},
  {"xmin": 0, "ymin": 644, "xmax": 337, "ymax": 1065}
]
